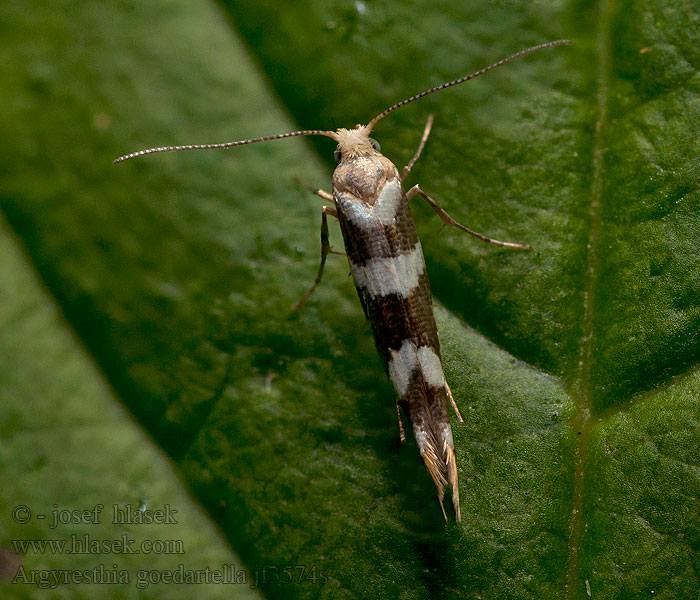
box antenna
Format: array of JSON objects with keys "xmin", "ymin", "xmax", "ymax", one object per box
[
  {"xmin": 365, "ymin": 39, "xmax": 570, "ymax": 132},
  {"xmin": 114, "ymin": 129, "xmax": 337, "ymax": 164},
  {"xmin": 114, "ymin": 39, "xmax": 570, "ymax": 164}
]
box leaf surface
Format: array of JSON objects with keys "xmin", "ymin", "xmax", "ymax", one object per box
[{"xmin": 1, "ymin": 0, "xmax": 699, "ymax": 598}]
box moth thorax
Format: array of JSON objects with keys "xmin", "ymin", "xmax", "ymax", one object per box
[{"xmin": 334, "ymin": 125, "xmax": 376, "ymax": 159}]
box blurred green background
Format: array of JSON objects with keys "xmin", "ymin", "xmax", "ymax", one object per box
[{"xmin": 1, "ymin": 0, "xmax": 699, "ymax": 598}]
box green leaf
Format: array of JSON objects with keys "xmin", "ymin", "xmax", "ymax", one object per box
[
  {"xmin": 1, "ymin": 0, "xmax": 699, "ymax": 599},
  {"xmin": 0, "ymin": 216, "xmax": 262, "ymax": 600}
]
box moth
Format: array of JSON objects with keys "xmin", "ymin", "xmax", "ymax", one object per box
[{"xmin": 116, "ymin": 39, "xmax": 570, "ymax": 521}]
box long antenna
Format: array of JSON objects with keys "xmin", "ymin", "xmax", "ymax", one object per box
[
  {"xmin": 365, "ymin": 39, "xmax": 570, "ymax": 132},
  {"xmin": 114, "ymin": 39, "xmax": 570, "ymax": 164},
  {"xmin": 114, "ymin": 129, "xmax": 337, "ymax": 164}
]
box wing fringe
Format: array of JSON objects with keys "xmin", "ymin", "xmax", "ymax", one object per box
[{"xmin": 412, "ymin": 404, "xmax": 461, "ymax": 522}]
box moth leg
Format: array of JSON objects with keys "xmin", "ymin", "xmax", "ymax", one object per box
[
  {"xmin": 294, "ymin": 175, "xmax": 334, "ymax": 202},
  {"xmin": 294, "ymin": 176, "xmax": 342, "ymax": 253},
  {"xmin": 395, "ymin": 397, "xmax": 406, "ymax": 442},
  {"xmin": 401, "ymin": 115, "xmax": 434, "ymax": 182},
  {"xmin": 445, "ymin": 381, "xmax": 464, "ymax": 423},
  {"xmin": 292, "ymin": 206, "xmax": 340, "ymax": 311},
  {"xmin": 406, "ymin": 185, "xmax": 532, "ymax": 250}
]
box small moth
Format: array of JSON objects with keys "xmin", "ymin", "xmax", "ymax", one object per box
[{"xmin": 116, "ymin": 40, "xmax": 570, "ymax": 522}]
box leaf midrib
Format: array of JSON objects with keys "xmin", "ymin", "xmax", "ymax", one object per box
[{"xmin": 567, "ymin": 1, "xmax": 611, "ymax": 596}]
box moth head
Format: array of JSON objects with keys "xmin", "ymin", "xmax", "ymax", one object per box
[{"xmin": 331, "ymin": 124, "xmax": 381, "ymax": 162}]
